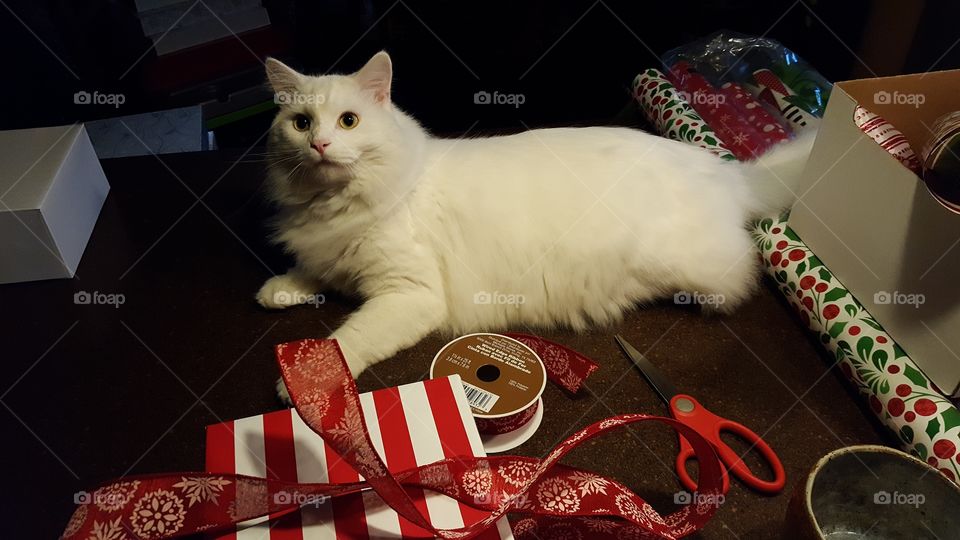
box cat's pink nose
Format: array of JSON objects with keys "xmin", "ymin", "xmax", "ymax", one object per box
[{"xmin": 311, "ymin": 141, "xmax": 331, "ymax": 154}]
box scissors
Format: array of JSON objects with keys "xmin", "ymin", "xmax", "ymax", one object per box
[{"xmin": 614, "ymin": 335, "xmax": 786, "ymax": 494}]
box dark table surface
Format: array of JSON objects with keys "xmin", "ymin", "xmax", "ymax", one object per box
[{"xmin": 0, "ymin": 148, "xmax": 888, "ymax": 538}]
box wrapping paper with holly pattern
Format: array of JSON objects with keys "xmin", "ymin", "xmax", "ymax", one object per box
[
  {"xmin": 632, "ymin": 68, "xmax": 737, "ymax": 160},
  {"xmin": 633, "ymin": 60, "xmax": 958, "ymax": 484},
  {"xmin": 753, "ymin": 215, "xmax": 960, "ymax": 483}
]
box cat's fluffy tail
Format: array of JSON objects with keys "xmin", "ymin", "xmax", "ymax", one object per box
[{"xmin": 743, "ymin": 129, "xmax": 819, "ymax": 216}]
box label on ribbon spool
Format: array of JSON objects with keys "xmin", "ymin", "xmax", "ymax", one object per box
[{"xmin": 430, "ymin": 333, "xmax": 547, "ymax": 452}]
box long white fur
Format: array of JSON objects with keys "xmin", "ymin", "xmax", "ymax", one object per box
[{"xmin": 257, "ymin": 52, "xmax": 816, "ymax": 398}]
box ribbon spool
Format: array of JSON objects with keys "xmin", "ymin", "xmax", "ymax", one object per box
[
  {"xmin": 921, "ymin": 110, "xmax": 960, "ymax": 214},
  {"xmin": 430, "ymin": 333, "xmax": 546, "ymax": 453}
]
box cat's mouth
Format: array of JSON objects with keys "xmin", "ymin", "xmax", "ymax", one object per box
[{"xmin": 309, "ymin": 152, "xmax": 361, "ymax": 170}]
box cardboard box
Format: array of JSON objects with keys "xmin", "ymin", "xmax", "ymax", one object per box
[
  {"xmin": 0, "ymin": 125, "xmax": 109, "ymax": 284},
  {"xmin": 790, "ymin": 69, "xmax": 960, "ymax": 396}
]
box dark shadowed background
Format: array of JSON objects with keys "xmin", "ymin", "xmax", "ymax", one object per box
[
  {"xmin": 2, "ymin": 1, "xmax": 959, "ymax": 538},
  {"xmin": 3, "ymin": 1, "xmax": 960, "ymax": 140}
]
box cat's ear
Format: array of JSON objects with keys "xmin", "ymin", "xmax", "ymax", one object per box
[
  {"xmin": 265, "ymin": 58, "xmax": 303, "ymax": 96},
  {"xmin": 354, "ymin": 51, "xmax": 392, "ymax": 105}
]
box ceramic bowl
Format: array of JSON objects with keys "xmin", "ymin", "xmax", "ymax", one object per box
[{"xmin": 783, "ymin": 444, "xmax": 960, "ymax": 539}]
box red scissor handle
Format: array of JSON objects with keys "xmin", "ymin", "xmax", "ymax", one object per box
[{"xmin": 671, "ymin": 394, "xmax": 786, "ymax": 495}]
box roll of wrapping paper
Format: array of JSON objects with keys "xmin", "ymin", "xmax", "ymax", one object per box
[
  {"xmin": 717, "ymin": 81, "xmax": 792, "ymax": 143},
  {"xmin": 854, "ymin": 105, "xmax": 921, "ymax": 173},
  {"xmin": 768, "ymin": 61, "xmax": 832, "ymax": 118},
  {"xmin": 921, "ymin": 110, "xmax": 960, "ymax": 214},
  {"xmin": 749, "ymin": 69, "xmax": 820, "ymax": 131},
  {"xmin": 632, "ymin": 68, "xmax": 737, "ymax": 160},
  {"xmin": 669, "ymin": 62, "xmax": 775, "ymax": 160},
  {"xmin": 753, "ymin": 215, "xmax": 960, "ymax": 484}
]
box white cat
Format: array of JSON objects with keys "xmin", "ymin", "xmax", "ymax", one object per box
[{"xmin": 257, "ymin": 51, "xmax": 815, "ymax": 400}]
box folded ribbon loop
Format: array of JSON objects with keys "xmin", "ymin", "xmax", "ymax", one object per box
[{"xmin": 61, "ymin": 337, "xmax": 725, "ymax": 540}]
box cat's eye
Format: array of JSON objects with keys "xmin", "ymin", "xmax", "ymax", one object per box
[
  {"xmin": 338, "ymin": 112, "xmax": 360, "ymax": 129},
  {"xmin": 292, "ymin": 114, "xmax": 311, "ymax": 132}
]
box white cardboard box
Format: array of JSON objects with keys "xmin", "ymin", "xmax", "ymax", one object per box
[
  {"xmin": 0, "ymin": 124, "xmax": 109, "ymax": 284},
  {"xmin": 789, "ymin": 69, "xmax": 960, "ymax": 396}
]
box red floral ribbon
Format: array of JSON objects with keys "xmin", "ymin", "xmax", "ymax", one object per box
[
  {"xmin": 475, "ymin": 399, "xmax": 540, "ymax": 435},
  {"xmin": 471, "ymin": 333, "xmax": 598, "ymax": 435},
  {"xmin": 503, "ymin": 333, "xmax": 599, "ymax": 394},
  {"xmin": 62, "ymin": 339, "xmax": 725, "ymax": 540}
]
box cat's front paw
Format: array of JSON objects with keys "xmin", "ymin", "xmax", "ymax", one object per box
[
  {"xmin": 276, "ymin": 376, "xmax": 292, "ymax": 405},
  {"xmin": 346, "ymin": 356, "xmax": 368, "ymax": 379},
  {"xmin": 256, "ymin": 274, "xmax": 313, "ymax": 309}
]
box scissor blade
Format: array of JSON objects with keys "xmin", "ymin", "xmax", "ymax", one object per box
[{"xmin": 614, "ymin": 335, "xmax": 679, "ymax": 406}]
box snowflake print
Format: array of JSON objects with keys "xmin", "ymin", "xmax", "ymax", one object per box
[
  {"xmin": 130, "ymin": 489, "xmax": 186, "ymax": 537},
  {"xmin": 565, "ymin": 428, "xmax": 589, "ymax": 445},
  {"xmin": 545, "ymin": 446, "xmax": 565, "ymax": 465},
  {"xmin": 536, "ymin": 478, "xmax": 580, "ymax": 513},
  {"xmin": 583, "ymin": 517, "xmax": 619, "ymax": 533},
  {"xmin": 296, "ymin": 388, "xmax": 331, "ymax": 424},
  {"xmin": 328, "ymin": 404, "xmax": 364, "ymax": 441},
  {"xmin": 172, "ymin": 476, "xmax": 231, "ymax": 507},
  {"xmin": 94, "ymin": 480, "xmax": 140, "ymax": 512},
  {"xmin": 662, "ymin": 509, "xmax": 688, "ymax": 528},
  {"xmin": 641, "ymin": 502, "xmax": 666, "ymax": 525},
  {"xmin": 497, "ymin": 460, "xmax": 535, "ymax": 487},
  {"xmin": 730, "ymin": 131, "xmax": 750, "ymax": 145},
  {"xmin": 615, "ymin": 493, "xmax": 648, "ymax": 525},
  {"xmin": 353, "ymin": 444, "xmax": 386, "ymax": 477},
  {"xmin": 539, "ymin": 344, "xmax": 570, "ymax": 376},
  {"xmin": 512, "ymin": 517, "xmax": 538, "ymax": 536},
  {"xmin": 419, "ymin": 463, "xmax": 460, "ymax": 498},
  {"xmin": 62, "ymin": 504, "xmax": 87, "ymax": 538},
  {"xmin": 461, "ymin": 465, "xmax": 493, "ymax": 498},
  {"xmin": 280, "ymin": 340, "xmax": 342, "ymax": 388},
  {"xmin": 559, "ymin": 371, "xmax": 582, "ymax": 392},
  {"xmin": 87, "ymin": 517, "xmax": 126, "ymax": 540},
  {"xmin": 420, "ymin": 463, "xmax": 453, "ymax": 487},
  {"xmin": 598, "ymin": 418, "xmax": 626, "ymax": 430},
  {"xmin": 569, "ymin": 471, "xmax": 610, "ymax": 496}
]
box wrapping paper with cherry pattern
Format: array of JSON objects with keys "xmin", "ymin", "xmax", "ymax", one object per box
[
  {"xmin": 632, "ymin": 68, "xmax": 736, "ymax": 161},
  {"xmin": 753, "ymin": 215, "xmax": 960, "ymax": 483}
]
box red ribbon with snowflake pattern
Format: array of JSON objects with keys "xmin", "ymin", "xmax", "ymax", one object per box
[{"xmin": 61, "ymin": 337, "xmax": 725, "ymax": 540}]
